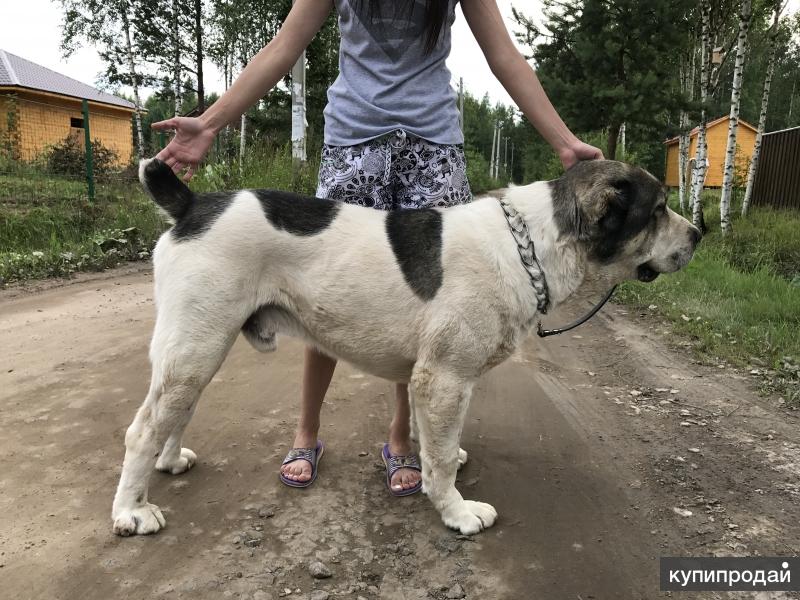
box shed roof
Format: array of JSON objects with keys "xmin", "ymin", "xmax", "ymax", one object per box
[
  {"xmin": 0, "ymin": 49, "xmax": 135, "ymax": 110},
  {"xmin": 664, "ymin": 115, "xmax": 758, "ymax": 145}
]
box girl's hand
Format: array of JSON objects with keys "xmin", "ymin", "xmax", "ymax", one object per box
[
  {"xmin": 558, "ymin": 139, "xmax": 604, "ymax": 170},
  {"xmin": 152, "ymin": 117, "xmax": 217, "ymax": 181}
]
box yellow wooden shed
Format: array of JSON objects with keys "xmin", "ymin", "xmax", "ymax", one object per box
[
  {"xmin": 0, "ymin": 49, "xmax": 136, "ymax": 166},
  {"xmin": 664, "ymin": 116, "xmax": 758, "ymax": 188}
]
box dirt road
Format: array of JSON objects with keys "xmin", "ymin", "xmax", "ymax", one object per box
[{"xmin": 1, "ymin": 267, "xmax": 798, "ymax": 600}]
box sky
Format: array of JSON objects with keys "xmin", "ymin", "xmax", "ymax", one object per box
[{"xmin": 1, "ymin": 0, "xmax": 798, "ymax": 109}]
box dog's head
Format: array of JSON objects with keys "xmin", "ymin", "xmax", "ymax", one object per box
[{"xmin": 549, "ymin": 160, "xmax": 701, "ymax": 284}]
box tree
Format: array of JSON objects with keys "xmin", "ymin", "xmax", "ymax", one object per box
[
  {"xmin": 513, "ymin": 0, "xmax": 694, "ymax": 160},
  {"xmin": 677, "ymin": 39, "xmax": 697, "ymax": 214},
  {"xmin": 742, "ymin": 1, "xmax": 788, "ymax": 216},
  {"xmin": 59, "ymin": 0, "xmax": 148, "ymax": 158},
  {"xmin": 134, "ymin": 0, "xmax": 207, "ymax": 116},
  {"xmin": 719, "ymin": 0, "xmax": 753, "ymax": 236},
  {"xmin": 688, "ymin": 0, "xmax": 742, "ymax": 230}
]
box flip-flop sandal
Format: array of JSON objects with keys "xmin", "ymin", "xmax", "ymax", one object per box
[
  {"xmin": 382, "ymin": 443, "xmax": 422, "ymax": 497},
  {"xmin": 279, "ymin": 440, "xmax": 324, "ymax": 489}
]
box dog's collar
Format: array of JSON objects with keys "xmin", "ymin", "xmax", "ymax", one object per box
[
  {"xmin": 498, "ymin": 199, "xmax": 550, "ymax": 315},
  {"xmin": 498, "ymin": 197, "xmax": 617, "ymax": 338}
]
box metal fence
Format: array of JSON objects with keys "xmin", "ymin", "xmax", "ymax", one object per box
[{"xmin": 752, "ymin": 126, "xmax": 800, "ymax": 211}]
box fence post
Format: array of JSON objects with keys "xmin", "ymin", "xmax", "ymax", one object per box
[{"xmin": 82, "ymin": 99, "xmax": 95, "ymax": 201}]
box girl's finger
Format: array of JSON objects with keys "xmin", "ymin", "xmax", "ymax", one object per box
[
  {"xmin": 165, "ymin": 157, "xmax": 183, "ymax": 174},
  {"xmin": 183, "ymin": 165, "xmax": 196, "ymax": 182},
  {"xmin": 152, "ymin": 118, "xmax": 178, "ymax": 131}
]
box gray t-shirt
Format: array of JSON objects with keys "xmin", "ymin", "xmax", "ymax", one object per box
[{"xmin": 323, "ymin": 0, "xmax": 463, "ymax": 146}]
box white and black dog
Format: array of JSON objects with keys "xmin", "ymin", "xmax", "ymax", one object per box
[{"xmin": 112, "ymin": 158, "xmax": 700, "ymax": 536}]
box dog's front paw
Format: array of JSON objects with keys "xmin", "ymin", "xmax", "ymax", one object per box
[
  {"xmin": 113, "ymin": 503, "xmax": 166, "ymax": 536},
  {"xmin": 457, "ymin": 448, "xmax": 468, "ymax": 470},
  {"xmin": 442, "ymin": 500, "xmax": 497, "ymax": 535},
  {"xmin": 156, "ymin": 447, "xmax": 196, "ymax": 475}
]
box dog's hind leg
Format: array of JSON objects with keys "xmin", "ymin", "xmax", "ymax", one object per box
[
  {"xmin": 154, "ymin": 402, "xmax": 199, "ymax": 475},
  {"xmin": 112, "ymin": 313, "xmax": 240, "ymax": 536},
  {"xmin": 411, "ymin": 364, "xmax": 496, "ymax": 535}
]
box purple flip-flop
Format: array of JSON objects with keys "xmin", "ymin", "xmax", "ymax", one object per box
[
  {"xmin": 382, "ymin": 443, "xmax": 422, "ymax": 497},
  {"xmin": 280, "ymin": 440, "xmax": 324, "ymax": 489}
]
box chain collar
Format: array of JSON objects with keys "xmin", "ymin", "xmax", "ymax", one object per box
[{"xmin": 498, "ymin": 199, "xmax": 550, "ymax": 315}]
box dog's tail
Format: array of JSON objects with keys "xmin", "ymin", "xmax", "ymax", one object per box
[{"xmin": 139, "ymin": 158, "xmax": 195, "ymax": 222}]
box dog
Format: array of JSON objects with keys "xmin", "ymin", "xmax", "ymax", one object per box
[{"xmin": 111, "ymin": 158, "xmax": 701, "ymax": 536}]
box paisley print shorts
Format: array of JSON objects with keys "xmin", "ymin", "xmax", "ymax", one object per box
[{"xmin": 316, "ymin": 130, "xmax": 473, "ymax": 209}]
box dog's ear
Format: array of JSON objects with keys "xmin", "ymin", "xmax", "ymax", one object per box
[{"xmin": 583, "ymin": 177, "xmax": 632, "ymax": 234}]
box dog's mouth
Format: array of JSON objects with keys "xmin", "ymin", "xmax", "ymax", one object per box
[{"xmin": 637, "ymin": 263, "xmax": 661, "ymax": 283}]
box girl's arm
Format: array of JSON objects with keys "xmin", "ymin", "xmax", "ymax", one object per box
[
  {"xmin": 461, "ymin": 0, "xmax": 603, "ymax": 169},
  {"xmin": 154, "ymin": 0, "xmax": 334, "ymax": 178}
]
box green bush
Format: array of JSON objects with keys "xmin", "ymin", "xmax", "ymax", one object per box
[{"xmin": 43, "ymin": 136, "xmax": 119, "ymax": 176}]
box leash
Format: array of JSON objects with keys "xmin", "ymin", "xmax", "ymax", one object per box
[
  {"xmin": 497, "ymin": 198, "xmax": 616, "ymax": 338},
  {"xmin": 536, "ymin": 286, "xmax": 617, "ymax": 338}
]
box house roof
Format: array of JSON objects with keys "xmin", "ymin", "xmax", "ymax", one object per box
[
  {"xmin": 664, "ymin": 115, "xmax": 758, "ymax": 145},
  {"xmin": 0, "ymin": 49, "xmax": 135, "ymax": 110}
]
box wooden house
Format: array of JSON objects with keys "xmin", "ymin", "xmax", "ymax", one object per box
[
  {"xmin": 664, "ymin": 116, "xmax": 757, "ymax": 188},
  {"xmin": 0, "ymin": 49, "xmax": 136, "ymax": 165}
]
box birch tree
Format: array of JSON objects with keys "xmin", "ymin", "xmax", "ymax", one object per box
[
  {"xmin": 134, "ymin": 0, "xmax": 206, "ymax": 116},
  {"xmin": 689, "ymin": 0, "xmax": 740, "ymax": 230},
  {"xmin": 742, "ymin": 1, "xmax": 787, "ymax": 216},
  {"xmin": 690, "ymin": 0, "xmax": 712, "ymax": 230},
  {"xmin": 719, "ymin": 0, "xmax": 752, "ymax": 236},
  {"xmin": 59, "ymin": 0, "xmax": 149, "ymax": 158},
  {"xmin": 678, "ymin": 43, "xmax": 697, "ymax": 213}
]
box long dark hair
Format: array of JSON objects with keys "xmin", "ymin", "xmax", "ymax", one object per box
[{"xmin": 355, "ymin": 0, "xmax": 450, "ymax": 54}]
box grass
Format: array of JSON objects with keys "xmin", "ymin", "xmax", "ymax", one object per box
[{"xmin": 616, "ymin": 190, "xmax": 800, "ymax": 405}]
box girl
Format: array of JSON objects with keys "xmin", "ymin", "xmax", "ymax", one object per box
[{"xmin": 153, "ymin": 0, "xmax": 602, "ymax": 496}]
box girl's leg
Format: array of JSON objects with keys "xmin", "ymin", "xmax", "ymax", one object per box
[
  {"xmin": 280, "ymin": 346, "xmax": 337, "ymax": 482},
  {"xmin": 388, "ymin": 383, "xmax": 423, "ymax": 492}
]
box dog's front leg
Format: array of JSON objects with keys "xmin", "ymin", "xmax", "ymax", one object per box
[
  {"xmin": 411, "ymin": 365, "xmax": 496, "ymax": 535},
  {"xmin": 409, "ymin": 387, "xmax": 468, "ymax": 471}
]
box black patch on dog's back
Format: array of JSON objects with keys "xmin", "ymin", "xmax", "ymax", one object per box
[
  {"xmin": 171, "ymin": 192, "xmax": 235, "ymax": 241},
  {"xmin": 254, "ymin": 190, "xmax": 340, "ymax": 236},
  {"xmin": 386, "ymin": 209, "xmax": 443, "ymax": 301}
]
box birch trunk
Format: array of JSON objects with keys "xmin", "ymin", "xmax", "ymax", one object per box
[
  {"xmin": 690, "ymin": 0, "xmax": 711, "ymax": 230},
  {"xmin": 172, "ymin": 0, "xmax": 181, "ymax": 118},
  {"xmin": 719, "ymin": 0, "xmax": 752, "ymax": 236},
  {"xmin": 194, "ymin": 0, "xmax": 204, "ymax": 113},
  {"xmin": 121, "ymin": 8, "xmax": 144, "ymax": 158},
  {"xmin": 742, "ymin": 2, "xmax": 783, "ymax": 216},
  {"xmin": 678, "ymin": 46, "xmax": 696, "ymax": 214}
]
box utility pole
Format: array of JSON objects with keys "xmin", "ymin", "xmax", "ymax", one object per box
[
  {"xmin": 291, "ymin": 0, "xmax": 307, "ymax": 163},
  {"xmin": 490, "ymin": 124, "xmax": 497, "ymax": 178},
  {"xmin": 504, "ymin": 136, "xmax": 508, "ymax": 178},
  {"xmin": 458, "ymin": 77, "xmax": 464, "ymax": 132},
  {"xmin": 495, "ymin": 127, "xmax": 503, "ymax": 178},
  {"xmin": 510, "ymin": 143, "xmax": 515, "ymax": 182}
]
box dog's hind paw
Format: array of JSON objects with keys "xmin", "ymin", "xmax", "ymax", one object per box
[
  {"xmin": 112, "ymin": 503, "xmax": 166, "ymax": 536},
  {"xmin": 442, "ymin": 500, "xmax": 498, "ymax": 535},
  {"xmin": 156, "ymin": 447, "xmax": 197, "ymax": 475},
  {"xmin": 457, "ymin": 448, "xmax": 468, "ymax": 470}
]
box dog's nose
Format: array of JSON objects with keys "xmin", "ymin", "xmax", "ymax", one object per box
[{"xmin": 689, "ymin": 226, "xmax": 702, "ymax": 246}]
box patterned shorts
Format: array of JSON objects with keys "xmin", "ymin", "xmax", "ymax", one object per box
[{"xmin": 316, "ymin": 129, "xmax": 473, "ymax": 210}]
